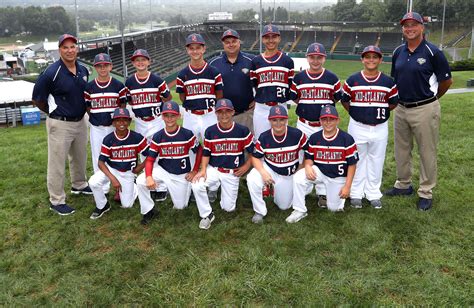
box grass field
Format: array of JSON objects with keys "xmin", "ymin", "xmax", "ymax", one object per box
[{"xmin": 0, "ymin": 91, "xmax": 473, "ymax": 305}]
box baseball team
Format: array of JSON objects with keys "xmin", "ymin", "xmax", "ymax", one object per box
[{"xmin": 32, "ymin": 12, "xmax": 452, "ymax": 230}]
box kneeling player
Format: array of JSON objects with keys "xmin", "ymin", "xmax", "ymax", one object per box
[
  {"xmin": 192, "ymin": 99, "xmax": 254, "ymax": 228},
  {"xmin": 247, "ymin": 105, "xmax": 307, "ymax": 223},
  {"xmin": 136, "ymin": 101, "xmax": 202, "ymax": 225},
  {"xmin": 286, "ymin": 105, "xmax": 358, "ymax": 223},
  {"xmin": 89, "ymin": 108, "xmax": 149, "ymax": 219}
]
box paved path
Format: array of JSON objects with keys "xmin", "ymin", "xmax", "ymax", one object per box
[{"xmin": 446, "ymin": 88, "xmax": 474, "ymax": 94}]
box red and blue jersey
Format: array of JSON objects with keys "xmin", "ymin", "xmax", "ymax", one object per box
[
  {"xmin": 203, "ymin": 122, "xmax": 254, "ymax": 169},
  {"xmin": 341, "ymin": 71, "xmax": 398, "ymax": 125},
  {"xmin": 305, "ymin": 128, "xmax": 358, "ymax": 178},
  {"xmin": 148, "ymin": 126, "xmax": 200, "ymax": 175},
  {"xmin": 99, "ymin": 130, "xmax": 149, "ymax": 172},
  {"xmin": 250, "ymin": 51, "xmax": 294, "ymax": 104},
  {"xmin": 176, "ymin": 63, "xmax": 223, "ymax": 111},
  {"xmin": 125, "ymin": 72, "xmax": 170, "ymax": 119},
  {"xmin": 84, "ymin": 77, "xmax": 128, "ymax": 126},
  {"xmin": 253, "ymin": 126, "xmax": 307, "ymax": 176},
  {"xmin": 290, "ymin": 68, "xmax": 342, "ymax": 122}
]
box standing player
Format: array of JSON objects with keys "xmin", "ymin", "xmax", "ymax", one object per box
[
  {"xmin": 286, "ymin": 105, "xmax": 358, "ymax": 223},
  {"xmin": 88, "ymin": 108, "xmax": 149, "ymax": 219},
  {"xmin": 84, "ymin": 53, "xmax": 127, "ymax": 195},
  {"xmin": 125, "ymin": 49, "xmax": 172, "ymax": 141},
  {"xmin": 176, "ymin": 33, "xmax": 224, "ymax": 141},
  {"xmin": 250, "ymin": 24, "xmax": 294, "ymax": 139},
  {"xmin": 136, "ymin": 101, "xmax": 202, "ymax": 225},
  {"xmin": 290, "ymin": 42, "xmax": 342, "ymax": 208},
  {"xmin": 247, "ymin": 105, "xmax": 307, "ymax": 224},
  {"xmin": 341, "ymin": 46, "xmax": 398, "ymax": 209},
  {"xmin": 192, "ymin": 99, "xmax": 254, "ymax": 227}
]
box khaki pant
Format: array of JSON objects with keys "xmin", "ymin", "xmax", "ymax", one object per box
[
  {"xmin": 46, "ymin": 117, "xmax": 88, "ymax": 205},
  {"xmin": 233, "ymin": 108, "xmax": 254, "ymax": 134},
  {"xmin": 393, "ymin": 100, "xmax": 441, "ymax": 199}
]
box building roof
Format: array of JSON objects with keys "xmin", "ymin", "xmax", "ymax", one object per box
[{"xmin": 0, "ymin": 79, "xmax": 35, "ymax": 104}]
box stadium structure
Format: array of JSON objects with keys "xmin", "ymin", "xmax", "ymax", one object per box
[{"xmin": 77, "ymin": 20, "xmax": 404, "ymax": 81}]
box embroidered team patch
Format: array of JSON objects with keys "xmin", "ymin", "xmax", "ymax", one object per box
[{"xmin": 417, "ymin": 58, "xmax": 426, "ymax": 65}]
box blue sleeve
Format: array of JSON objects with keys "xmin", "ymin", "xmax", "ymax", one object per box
[
  {"xmin": 32, "ymin": 71, "xmax": 52, "ymax": 102},
  {"xmin": 433, "ymin": 50, "xmax": 452, "ymax": 81}
]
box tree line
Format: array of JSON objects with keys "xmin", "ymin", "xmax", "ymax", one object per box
[
  {"xmin": 235, "ymin": 0, "xmax": 473, "ymax": 25},
  {"xmin": 0, "ymin": 6, "xmax": 74, "ymax": 37}
]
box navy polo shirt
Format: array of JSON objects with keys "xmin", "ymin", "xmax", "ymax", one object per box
[
  {"xmin": 209, "ymin": 51, "xmax": 255, "ymax": 113},
  {"xmin": 391, "ymin": 39, "xmax": 451, "ymax": 103},
  {"xmin": 32, "ymin": 59, "xmax": 89, "ymax": 118}
]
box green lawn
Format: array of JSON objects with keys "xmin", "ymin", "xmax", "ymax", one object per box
[{"xmin": 0, "ymin": 92, "xmax": 473, "ymax": 305}]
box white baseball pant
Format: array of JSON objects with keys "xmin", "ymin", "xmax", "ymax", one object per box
[
  {"xmin": 348, "ymin": 118, "xmax": 388, "ymax": 201},
  {"xmin": 89, "ymin": 168, "xmax": 137, "ymax": 209},
  {"xmin": 183, "ymin": 110, "xmax": 217, "ymax": 141},
  {"xmin": 134, "ymin": 116, "xmax": 164, "ymax": 142},
  {"xmin": 296, "ymin": 118, "xmax": 326, "ymax": 196},
  {"xmin": 136, "ymin": 165, "xmax": 192, "ymax": 215},
  {"xmin": 246, "ymin": 163, "xmax": 293, "ymax": 216},
  {"xmin": 89, "ymin": 124, "xmax": 114, "ymax": 194},
  {"xmin": 192, "ymin": 166, "xmax": 240, "ymax": 213},
  {"xmin": 292, "ymin": 166, "xmax": 346, "ymax": 213}
]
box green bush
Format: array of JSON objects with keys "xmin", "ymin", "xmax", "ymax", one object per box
[{"xmin": 450, "ymin": 58, "xmax": 474, "ymax": 71}]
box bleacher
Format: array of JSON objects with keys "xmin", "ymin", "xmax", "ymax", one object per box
[{"xmin": 78, "ymin": 21, "xmax": 402, "ymax": 79}]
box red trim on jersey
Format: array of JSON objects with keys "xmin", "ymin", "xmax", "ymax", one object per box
[
  {"xmin": 261, "ymin": 51, "xmax": 283, "ymax": 64},
  {"xmin": 305, "ymin": 68, "xmax": 325, "ymax": 81},
  {"xmin": 95, "ymin": 77, "xmax": 112, "ymax": 89},
  {"xmin": 360, "ymin": 71, "xmax": 381, "ymax": 83},
  {"xmin": 134, "ymin": 72, "xmax": 151, "ymax": 85},
  {"xmin": 189, "ymin": 62, "xmax": 208, "ymax": 75}
]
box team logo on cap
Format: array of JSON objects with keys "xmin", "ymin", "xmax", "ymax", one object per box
[
  {"xmin": 275, "ymin": 107, "xmax": 281, "ymax": 114},
  {"xmin": 417, "ymin": 58, "xmax": 426, "ymax": 65},
  {"xmin": 225, "ymin": 30, "xmax": 232, "ymax": 36},
  {"xmin": 99, "ymin": 54, "xmax": 104, "ymax": 61},
  {"xmin": 221, "ymin": 101, "xmax": 227, "ymax": 107},
  {"xmin": 191, "ymin": 34, "xmax": 197, "ymax": 42},
  {"xmin": 407, "ymin": 12, "xmax": 413, "ymax": 18},
  {"xmin": 166, "ymin": 102, "xmax": 172, "ymax": 109},
  {"xmin": 265, "ymin": 25, "xmax": 272, "ymax": 31},
  {"xmin": 119, "ymin": 109, "xmax": 126, "ymax": 115},
  {"xmin": 314, "ymin": 45, "xmax": 320, "ymax": 52},
  {"xmin": 325, "ymin": 106, "xmax": 331, "ymax": 113}
]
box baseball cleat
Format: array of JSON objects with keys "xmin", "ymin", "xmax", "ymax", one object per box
[
  {"xmin": 90, "ymin": 202, "xmax": 111, "ymax": 220},
  {"xmin": 285, "ymin": 210, "xmax": 308, "ymax": 223},
  {"xmin": 50, "ymin": 204, "xmax": 75, "ymax": 216},
  {"xmin": 317, "ymin": 195, "xmax": 327, "ymax": 209},
  {"xmin": 383, "ymin": 186, "xmax": 414, "ymax": 196},
  {"xmin": 370, "ymin": 199, "xmax": 382, "ymax": 209},
  {"xmin": 71, "ymin": 185, "xmax": 93, "ymax": 195},
  {"xmin": 199, "ymin": 212, "xmax": 215, "ymax": 230},
  {"xmin": 350, "ymin": 198, "xmax": 363, "ymax": 209},
  {"xmin": 251, "ymin": 213, "xmax": 264, "ymax": 224},
  {"xmin": 153, "ymin": 191, "xmax": 168, "ymax": 202},
  {"xmin": 208, "ymin": 190, "xmax": 218, "ymax": 203},
  {"xmin": 140, "ymin": 209, "xmax": 156, "ymax": 225},
  {"xmin": 417, "ymin": 198, "xmax": 432, "ymax": 211}
]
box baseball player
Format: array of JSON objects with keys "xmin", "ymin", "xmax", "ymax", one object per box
[
  {"xmin": 88, "ymin": 108, "xmax": 149, "ymax": 219},
  {"xmin": 84, "ymin": 53, "xmax": 127, "ymax": 197},
  {"xmin": 286, "ymin": 105, "xmax": 359, "ymax": 223},
  {"xmin": 125, "ymin": 48, "xmax": 172, "ymax": 141},
  {"xmin": 192, "ymin": 99, "xmax": 254, "ymax": 226},
  {"xmin": 176, "ymin": 33, "xmax": 224, "ymax": 141},
  {"xmin": 246, "ymin": 105, "xmax": 307, "ymax": 224},
  {"xmin": 341, "ymin": 46, "xmax": 398, "ymax": 209},
  {"xmin": 250, "ymin": 24, "xmax": 294, "ymax": 139},
  {"xmin": 136, "ymin": 101, "xmax": 203, "ymax": 225},
  {"xmin": 290, "ymin": 42, "xmax": 342, "ymax": 209}
]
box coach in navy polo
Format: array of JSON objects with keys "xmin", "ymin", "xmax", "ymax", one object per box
[
  {"xmin": 385, "ymin": 12, "xmax": 452, "ymax": 211},
  {"xmin": 32, "ymin": 34, "xmax": 91, "ymax": 216},
  {"xmin": 209, "ymin": 29, "xmax": 255, "ymax": 132}
]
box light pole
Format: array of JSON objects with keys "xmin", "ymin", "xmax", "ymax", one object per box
[
  {"xmin": 440, "ymin": 0, "xmax": 447, "ymax": 49},
  {"xmin": 119, "ymin": 0, "xmax": 127, "ymax": 78},
  {"xmin": 74, "ymin": 0, "xmax": 79, "ymax": 40},
  {"xmin": 150, "ymin": 0, "xmax": 153, "ymax": 30},
  {"xmin": 260, "ymin": 0, "xmax": 263, "ymax": 53}
]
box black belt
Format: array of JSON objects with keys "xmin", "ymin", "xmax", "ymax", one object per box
[
  {"xmin": 49, "ymin": 115, "xmax": 83, "ymax": 122},
  {"xmin": 399, "ymin": 96, "xmax": 437, "ymax": 109}
]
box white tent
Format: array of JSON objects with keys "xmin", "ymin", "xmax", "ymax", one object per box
[{"xmin": 0, "ymin": 80, "xmax": 35, "ymax": 104}]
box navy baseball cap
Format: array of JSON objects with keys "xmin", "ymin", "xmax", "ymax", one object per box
[
  {"xmin": 186, "ymin": 33, "xmax": 205, "ymax": 46},
  {"xmin": 161, "ymin": 101, "xmax": 180, "ymax": 115},
  {"xmin": 221, "ymin": 29, "xmax": 240, "ymax": 41},
  {"xmin": 262, "ymin": 24, "xmax": 280, "ymax": 37},
  {"xmin": 93, "ymin": 53, "xmax": 112, "ymax": 66},
  {"xmin": 320, "ymin": 104, "xmax": 339, "ymax": 119},
  {"xmin": 306, "ymin": 43, "xmax": 327, "ymax": 57},
  {"xmin": 58, "ymin": 34, "xmax": 77, "ymax": 47},
  {"xmin": 361, "ymin": 45, "xmax": 382, "ymax": 58},
  {"xmin": 268, "ymin": 105, "xmax": 288, "ymax": 119},
  {"xmin": 215, "ymin": 98, "xmax": 234, "ymax": 111},
  {"xmin": 112, "ymin": 108, "xmax": 131, "ymax": 120},
  {"xmin": 131, "ymin": 49, "xmax": 150, "ymax": 61},
  {"xmin": 400, "ymin": 12, "xmax": 424, "ymax": 25}
]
